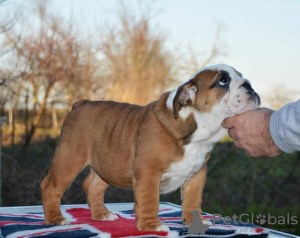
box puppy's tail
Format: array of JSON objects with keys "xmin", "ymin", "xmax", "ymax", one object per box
[{"xmin": 72, "ymin": 100, "xmax": 90, "ymax": 110}]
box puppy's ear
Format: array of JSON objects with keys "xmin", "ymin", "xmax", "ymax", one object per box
[{"xmin": 173, "ymin": 82, "xmax": 197, "ymax": 119}]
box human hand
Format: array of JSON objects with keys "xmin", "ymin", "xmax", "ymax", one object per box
[{"xmin": 222, "ymin": 108, "xmax": 282, "ymax": 157}]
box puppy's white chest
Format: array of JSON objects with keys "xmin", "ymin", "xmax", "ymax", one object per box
[{"xmin": 159, "ymin": 143, "xmax": 212, "ymax": 194}]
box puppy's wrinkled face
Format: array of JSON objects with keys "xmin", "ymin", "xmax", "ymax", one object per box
[{"xmin": 172, "ymin": 64, "xmax": 260, "ymax": 119}]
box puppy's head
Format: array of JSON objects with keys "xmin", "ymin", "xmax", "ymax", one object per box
[{"xmin": 172, "ymin": 64, "xmax": 260, "ymax": 119}]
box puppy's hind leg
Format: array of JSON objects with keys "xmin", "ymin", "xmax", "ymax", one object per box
[
  {"xmin": 41, "ymin": 143, "xmax": 88, "ymax": 225},
  {"xmin": 83, "ymin": 169, "xmax": 118, "ymax": 221}
]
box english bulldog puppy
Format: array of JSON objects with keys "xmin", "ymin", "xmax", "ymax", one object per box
[{"xmin": 41, "ymin": 64, "xmax": 260, "ymax": 231}]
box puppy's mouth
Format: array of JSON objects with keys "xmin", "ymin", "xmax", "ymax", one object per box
[
  {"xmin": 248, "ymin": 91, "xmax": 261, "ymax": 107},
  {"xmin": 239, "ymin": 92, "xmax": 260, "ymax": 113}
]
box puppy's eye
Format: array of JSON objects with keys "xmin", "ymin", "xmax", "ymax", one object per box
[{"xmin": 219, "ymin": 77, "xmax": 229, "ymax": 86}]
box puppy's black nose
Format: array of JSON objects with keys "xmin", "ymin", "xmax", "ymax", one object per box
[{"xmin": 241, "ymin": 82, "xmax": 253, "ymax": 91}]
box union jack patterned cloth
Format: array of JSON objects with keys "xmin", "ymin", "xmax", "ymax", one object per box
[{"xmin": 0, "ymin": 203, "xmax": 269, "ymax": 238}]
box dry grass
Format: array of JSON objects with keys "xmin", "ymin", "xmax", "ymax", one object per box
[{"xmin": 2, "ymin": 124, "xmax": 61, "ymax": 147}]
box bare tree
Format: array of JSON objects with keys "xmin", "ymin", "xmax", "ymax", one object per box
[
  {"xmin": 264, "ymin": 84, "xmax": 299, "ymax": 110},
  {"xmin": 0, "ymin": 0, "xmax": 18, "ymax": 35},
  {"xmin": 0, "ymin": 0, "xmax": 20, "ymax": 88},
  {"xmin": 4, "ymin": 1, "xmax": 102, "ymax": 147},
  {"xmin": 179, "ymin": 24, "xmax": 226, "ymax": 77},
  {"xmin": 100, "ymin": 6, "xmax": 176, "ymax": 105},
  {"xmin": 0, "ymin": 79, "xmax": 14, "ymax": 114},
  {"xmin": 0, "ymin": 0, "xmax": 21, "ymax": 148}
]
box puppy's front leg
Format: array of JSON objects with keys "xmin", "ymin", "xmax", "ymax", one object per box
[
  {"xmin": 133, "ymin": 167, "xmax": 169, "ymax": 232},
  {"xmin": 181, "ymin": 153, "xmax": 211, "ymax": 226}
]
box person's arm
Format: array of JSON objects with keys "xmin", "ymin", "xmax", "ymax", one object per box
[{"xmin": 269, "ymin": 100, "xmax": 300, "ymax": 153}]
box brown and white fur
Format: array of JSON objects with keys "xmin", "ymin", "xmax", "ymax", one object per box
[{"xmin": 41, "ymin": 64, "xmax": 260, "ymax": 231}]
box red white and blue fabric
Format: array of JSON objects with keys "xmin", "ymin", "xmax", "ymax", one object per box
[{"xmin": 0, "ymin": 203, "xmax": 269, "ymax": 238}]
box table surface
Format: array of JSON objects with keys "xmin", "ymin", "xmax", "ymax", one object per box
[{"xmin": 0, "ymin": 203, "xmax": 298, "ymax": 238}]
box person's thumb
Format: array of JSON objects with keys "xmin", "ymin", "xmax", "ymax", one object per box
[{"xmin": 222, "ymin": 116, "xmax": 235, "ymax": 129}]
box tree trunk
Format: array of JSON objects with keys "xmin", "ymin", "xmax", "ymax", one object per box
[
  {"xmin": 25, "ymin": 90, "xmax": 29, "ymax": 138},
  {"xmin": 23, "ymin": 83, "xmax": 54, "ymax": 148},
  {"xmin": 51, "ymin": 102, "xmax": 58, "ymax": 128},
  {"xmin": 11, "ymin": 83, "xmax": 23, "ymax": 147},
  {"xmin": 8, "ymin": 109, "xmax": 12, "ymax": 127}
]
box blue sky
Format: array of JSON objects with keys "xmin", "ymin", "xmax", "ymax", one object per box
[{"xmin": 5, "ymin": 0, "xmax": 300, "ymax": 101}]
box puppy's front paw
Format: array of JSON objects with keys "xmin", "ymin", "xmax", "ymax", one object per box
[
  {"xmin": 202, "ymin": 219, "xmax": 212, "ymax": 225},
  {"xmin": 155, "ymin": 224, "xmax": 170, "ymax": 231},
  {"xmin": 182, "ymin": 212, "xmax": 193, "ymax": 226},
  {"xmin": 92, "ymin": 211, "xmax": 119, "ymax": 221},
  {"xmin": 103, "ymin": 212, "xmax": 119, "ymax": 221},
  {"xmin": 182, "ymin": 209, "xmax": 210, "ymax": 226},
  {"xmin": 46, "ymin": 216, "xmax": 70, "ymax": 226},
  {"xmin": 137, "ymin": 220, "xmax": 169, "ymax": 231}
]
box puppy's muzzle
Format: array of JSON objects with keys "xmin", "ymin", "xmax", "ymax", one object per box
[{"xmin": 241, "ymin": 82, "xmax": 261, "ymax": 106}]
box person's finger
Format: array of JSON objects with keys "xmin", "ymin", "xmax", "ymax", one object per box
[
  {"xmin": 227, "ymin": 128, "xmax": 236, "ymax": 140},
  {"xmin": 257, "ymin": 107, "xmax": 274, "ymax": 113},
  {"xmin": 222, "ymin": 116, "xmax": 236, "ymax": 129},
  {"xmin": 233, "ymin": 140, "xmax": 241, "ymax": 148}
]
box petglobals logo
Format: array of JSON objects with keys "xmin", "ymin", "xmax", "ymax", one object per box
[
  {"xmin": 212, "ymin": 213, "xmax": 298, "ymax": 226},
  {"xmin": 255, "ymin": 213, "xmax": 298, "ymax": 226}
]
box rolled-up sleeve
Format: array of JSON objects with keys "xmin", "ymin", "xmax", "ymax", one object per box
[{"xmin": 269, "ymin": 100, "xmax": 300, "ymax": 153}]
